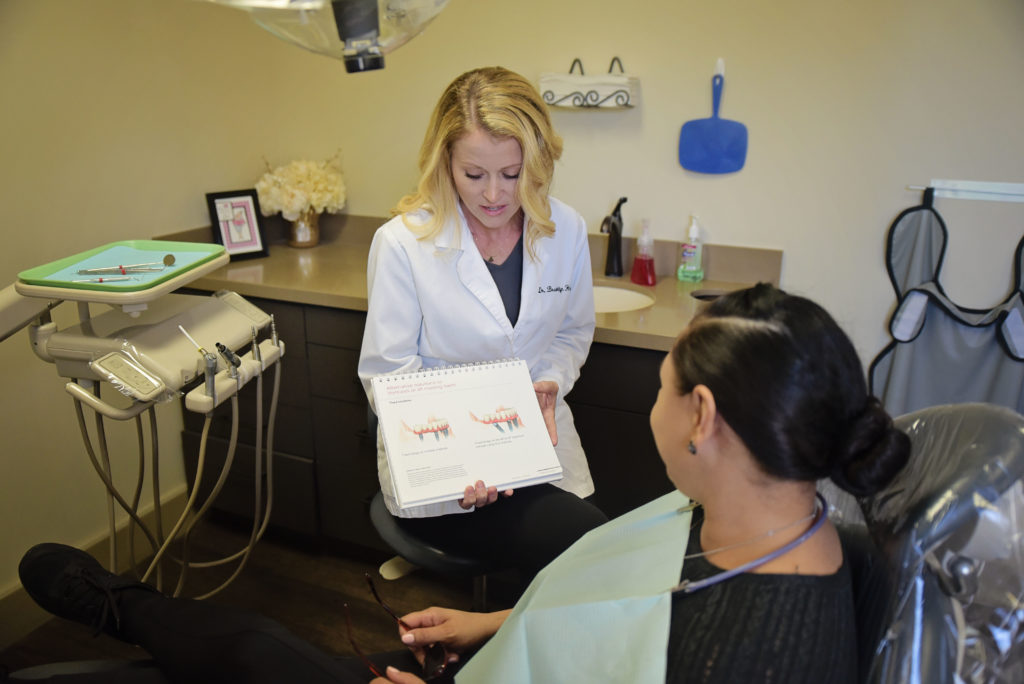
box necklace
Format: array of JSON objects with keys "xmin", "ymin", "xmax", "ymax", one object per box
[
  {"xmin": 672, "ymin": 493, "xmax": 828, "ymax": 594},
  {"xmin": 469, "ymin": 228, "xmax": 497, "ymax": 262},
  {"xmin": 683, "ymin": 506, "xmax": 818, "ymax": 561},
  {"xmin": 469, "ymin": 223, "xmax": 520, "ymax": 264}
]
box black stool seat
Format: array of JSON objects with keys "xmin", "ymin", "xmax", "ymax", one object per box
[{"xmin": 369, "ymin": 491, "xmax": 496, "ymax": 609}]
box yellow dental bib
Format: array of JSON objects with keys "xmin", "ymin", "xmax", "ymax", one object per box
[{"xmin": 457, "ymin": 491, "xmax": 693, "ymax": 683}]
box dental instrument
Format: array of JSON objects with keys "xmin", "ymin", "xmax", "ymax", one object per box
[
  {"xmin": 72, "ymin": 276, "xmax": 137, "ymax": 283},
  {"xmin": 77, "ymin": 254, "xmax": 177, "ymax": 275}
]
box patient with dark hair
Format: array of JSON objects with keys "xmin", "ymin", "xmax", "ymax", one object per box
[{"xmin": 15, "ymin": 283, "xmax": 909, "ymax": 683}]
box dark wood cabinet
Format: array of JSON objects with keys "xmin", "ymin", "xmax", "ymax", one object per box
[
  {"xmin": 567, "ymin": 342, "xmax": 675, "ymax": 519},
  {"xmin": 180, "ymin": 295, "xmax": 384, "ymax": 551},
  {"xmin": 181, "ymin": 430, "xmax": 319, "ymax": 536},
  {"xmin": 305, "ymin": 305, "xmax": 384, "ymax": 551},
  {"xmin": 180, "ymin": 293, "xmax": 673, "ymax": 546}
]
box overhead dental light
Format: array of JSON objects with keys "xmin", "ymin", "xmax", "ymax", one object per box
[{"xmin": 202, "ymin": 0, "xmax": 450, "ymax": 73}]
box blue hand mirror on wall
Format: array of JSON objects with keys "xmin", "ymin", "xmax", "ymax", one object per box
[{"xmin": 678, "ymin": 64, "xmax": 748, "ymax": 174}]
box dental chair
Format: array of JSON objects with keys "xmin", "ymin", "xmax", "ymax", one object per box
[{"xmin": 826, "ymin": 402, "xmax": 1024, "ymax": 684}]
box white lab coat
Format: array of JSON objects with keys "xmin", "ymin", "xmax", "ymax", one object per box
[{"xmin": 358, "ymin": 198, "xmax": 596, "ymax": 517}]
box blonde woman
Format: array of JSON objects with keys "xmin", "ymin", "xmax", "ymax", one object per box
[{"xmin": 357, "ymin": 67, "xmax": 607, "ymax": 579}]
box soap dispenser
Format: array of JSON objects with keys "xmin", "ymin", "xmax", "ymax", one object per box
[
  {"xmin": 630, "ymin": 219, "xmax": 657, "ymax": 286},
  {"xmin": 677, "ymin": 215, "xmax": 705, "ymax": 282},
  {"xmin": 600, "ymin": 197, "xmax": 627, "ymax": 277}
]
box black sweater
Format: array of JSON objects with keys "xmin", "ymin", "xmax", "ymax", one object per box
[{"xmin": 666, "ymin": 515, "xmax": 857, "ymax": 683}]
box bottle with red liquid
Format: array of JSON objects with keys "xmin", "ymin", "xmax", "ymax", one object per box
[{"xmin": 630, "ymin": 219, "xmax": 657, "ymax": 286}]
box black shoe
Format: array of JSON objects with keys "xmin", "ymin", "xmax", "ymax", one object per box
[{"xmin": 18, "ymin": 543, "xmax": 157, "ymax": 638}]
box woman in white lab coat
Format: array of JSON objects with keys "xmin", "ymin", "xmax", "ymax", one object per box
[{"xmin": 357, "ymin": 67, "xmax": 608, "ymax": 578}]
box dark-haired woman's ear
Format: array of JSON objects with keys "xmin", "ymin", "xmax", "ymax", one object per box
[{"xmin": 689, "ymin": 384, "xmax": 718, "ymax": 452}]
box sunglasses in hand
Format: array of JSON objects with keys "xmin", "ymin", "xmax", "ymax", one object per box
[{"xmin": 343, "ymin": 573, "xmax": 450, "ymax": 681}]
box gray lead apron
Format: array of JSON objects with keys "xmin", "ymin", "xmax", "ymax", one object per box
[{"xmin": 869, "ymin": 188, "xmax": 1024, "ymax": 416}]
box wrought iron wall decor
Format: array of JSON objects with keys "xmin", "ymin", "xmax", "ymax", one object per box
[{"xmin": 539, "ymin": 58, "xmax": 640, "ymax": 109}]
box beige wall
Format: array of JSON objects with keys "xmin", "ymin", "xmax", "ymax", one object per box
[{"xmin": 1, "ymin": 0, "xmax": 1022, "ymax": 605}]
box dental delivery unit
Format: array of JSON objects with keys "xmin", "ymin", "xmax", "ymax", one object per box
[{"xmin": 1, "ymin": 240, "xmax": 284, "ymax": 598}]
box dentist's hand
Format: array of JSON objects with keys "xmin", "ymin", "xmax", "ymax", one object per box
[{"xmin": 459, "ymin": 480, "xmax": 513, "ymax": 510}]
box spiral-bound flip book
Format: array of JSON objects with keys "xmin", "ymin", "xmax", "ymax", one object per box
[{"xmin": 371, "ymin": 359, "xmax": 563, "ymax": 510}]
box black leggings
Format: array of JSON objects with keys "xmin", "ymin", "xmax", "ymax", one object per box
[
  {"xmin": 24, "ymin": 488, "xmax": 605, "ymax": 683},
  {"xmin": 394, "ymin": 484, "xmax": 609, "ymax": 580},
  {"xmin": 27, "ymin": 588, "xmax": 423, "ymax": 683}
]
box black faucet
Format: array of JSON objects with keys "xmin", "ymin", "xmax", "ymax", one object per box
[{"xmin": 600, "ymin": 197, "xmax": 627, "ymax": 277}]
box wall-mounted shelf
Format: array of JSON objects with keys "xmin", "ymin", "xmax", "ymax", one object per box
[{"xmin": 539, "ymin": 58, "xmax": 639, "ymax": 110}]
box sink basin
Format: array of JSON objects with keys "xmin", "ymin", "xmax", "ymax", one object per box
[{"xmin": 593, "ymin": 285, "xmax": 655, "ymax": 313}]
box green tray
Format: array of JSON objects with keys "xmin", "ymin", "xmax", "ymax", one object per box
[{"xmin": 18, "ymin": 240, "xmax": 225, "ymax": 292}]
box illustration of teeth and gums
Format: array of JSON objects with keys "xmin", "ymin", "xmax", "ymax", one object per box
[
  {"xmin": 482, "ymin": 409, "xmax": 520, "ymax": 432},
  {"xmin": 413, "ymin": 419, "xmax": 451, "ymax": 440},
  {"xmin": 409, "ymin": 409, "xmax": 521, "ymax": 440}
]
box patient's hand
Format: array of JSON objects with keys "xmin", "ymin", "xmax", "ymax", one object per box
[
  {"xmin": 371, "ymin": 667, "xmax": 425, "ymax": 683},
  {"xmin": 399, "ymin": 606, "xmax": 511, "ymax": 659}
]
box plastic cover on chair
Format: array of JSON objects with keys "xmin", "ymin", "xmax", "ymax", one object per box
[{"xmin": 861, "ymin": 403, "xmax": 1024, "ymax": 683}]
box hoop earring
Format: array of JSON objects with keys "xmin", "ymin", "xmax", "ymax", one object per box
[{"xmin": 688, "ymin": 441, "xmax": 697, "ymax": 455}]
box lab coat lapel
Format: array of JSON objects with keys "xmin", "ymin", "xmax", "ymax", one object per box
[
  {"xmin": 444, "ymin": 208, "xmax": 515, "ymax": 337},
  {"xmin": 518, "ymin": 229, "xmax": 546, "ymax": 337}
]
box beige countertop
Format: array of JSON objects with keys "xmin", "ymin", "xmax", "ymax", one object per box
[{"xmin": 165, "ymin": 214, "xmax": 779, "ymax": 353}]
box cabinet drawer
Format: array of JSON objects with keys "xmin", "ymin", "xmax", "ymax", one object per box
[
  {"xmin": 571, "ymin": 403, "xmax": 673, "ymax": 519},
  {"xmin": 246, "ymin": 296, "xmax": 307, "ymax": 360},
  {"xmin": 568, "ymin": 342, "xmax": 663, "ymax": 414},
  {"xmin": 181, "ymin": 430, "xmax": 319, "ymax": 535},
  {"xmin": 305, "ymin": 305, "xmax": 366, "ymax": 350},
  {"xmin": 308, "ymin": 343, "xmax": 365, "ymax": 403},
  {"xmin": 312, "ymin": 396, "xmax": 386, "ymax": 551},
  {"xmin": 182, "ymin": 393, "xmax": 314, "ymax": 459}
]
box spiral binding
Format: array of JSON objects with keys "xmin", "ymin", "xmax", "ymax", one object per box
[{"xmin": 373, "ymin": 358, "xmax": 523, "ymax": 382}]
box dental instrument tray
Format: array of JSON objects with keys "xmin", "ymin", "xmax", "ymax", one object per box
[{"xmin": 15, "ymin": 240, "xmax": 228, "ymax": 306}]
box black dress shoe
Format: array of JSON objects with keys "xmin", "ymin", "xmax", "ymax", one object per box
[{"xmin": 18, "ymin": 543, "xmax": 157, "ymax": 639}]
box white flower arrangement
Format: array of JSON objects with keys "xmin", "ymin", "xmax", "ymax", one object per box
[{"xmin": 255, "ymin": 155, "xmax": 346, "ymax": 221}]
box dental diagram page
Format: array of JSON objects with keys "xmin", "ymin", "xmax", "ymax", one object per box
[{"xmin": 371, "ymin": 359, "xmax": 562, "ymax": 510}]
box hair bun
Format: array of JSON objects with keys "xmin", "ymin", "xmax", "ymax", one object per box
[{"xmin": 831, "ymin": 398, "xmax": 911, "ymax": 497}]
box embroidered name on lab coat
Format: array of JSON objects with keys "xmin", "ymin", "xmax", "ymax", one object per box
[{"xmin": 538, "ymin": 284, "xmax": 572, "ymax": 293}]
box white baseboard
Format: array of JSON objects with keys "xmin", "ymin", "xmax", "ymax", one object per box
[{"xmin": 0, "ymin": 490, "xmax": 187, "ymax": 650}]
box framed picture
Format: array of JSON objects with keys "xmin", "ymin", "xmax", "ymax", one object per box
[{"xmin": 205, "ymin": 189, "xmax": 269, "ymax": 259}]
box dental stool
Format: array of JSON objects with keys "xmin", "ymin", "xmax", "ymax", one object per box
[
  {"xmin": 369, "ymin": 490, "xmax": 497, "ymax": 611},
  {"xmin": 365, "ymin": 406, "xmax": 498, "ymax": 611}
]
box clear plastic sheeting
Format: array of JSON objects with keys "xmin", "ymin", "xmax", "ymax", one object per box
[
  {"xmin": 826, "ymin": 403, "xmax": 1024, "ymax": 683},
  {"xmin": 106, "ymin": 339, "xmax": 181, "ymax": 405},
  {"xmin": 953, "ymin": 483, "xmax": 1024, "ymax": 683}
]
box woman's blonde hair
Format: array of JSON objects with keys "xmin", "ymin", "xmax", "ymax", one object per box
[{"xmin": 394, "ymin": 66, "xmax": 563, "ymax": 258}]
